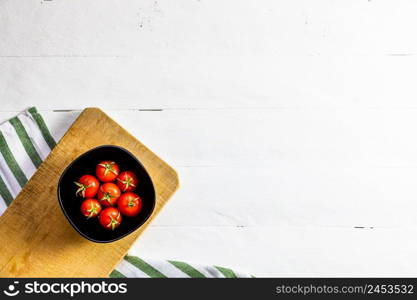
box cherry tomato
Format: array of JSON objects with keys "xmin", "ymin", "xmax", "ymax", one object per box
[
  {"xmin": 96, "ymin": 161, "xmax": 120, "ymax": 182},
  {"xmin": 99, "ymin": 207, "xmax": 122, "ymax": 230},
  {"xmin": 74, "ymin": 175, "xmax": 99, "ymax": 198},
  {"xmin": 97, "ymin": 183, "xmax": 121, "ymax": 207},
  {"xmin": 116, "ymin": 171, "xmax": 138, "ymax": 192},
  {"xmin": 117, "ymin": 192, "xmax": 143, "ymax": 217},
  {"xmin": 80, "ymin": 198, "xmax": 102, "ymax": 218}
]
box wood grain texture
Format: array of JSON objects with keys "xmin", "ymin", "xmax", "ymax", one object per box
[{"xmin": 0, "ymin": 108, "xmax": 179, "ymax": 277}]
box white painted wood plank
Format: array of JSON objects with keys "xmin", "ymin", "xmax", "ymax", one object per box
[
  {"xmin": 128, "ymin": 226, "xmax": 417, "ymax": 277},
  {"xmin": 1, "ymin": 0, "xmax": 417, "ymax": 110},
  {"xmin": 1, "ymin": 0, "xmax": 417, "ymax": 56},
  {"xmin": 1, "ymin": 55, "xmax": 417, "ymax": 110}
]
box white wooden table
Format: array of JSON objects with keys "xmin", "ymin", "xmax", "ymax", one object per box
[{"xmin": 1, "ymin": 0, "xmax": 417, "ymax": 277}]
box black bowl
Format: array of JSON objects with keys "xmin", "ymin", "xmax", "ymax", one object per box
[{"xmin": 57, "ymin": 145, "xmax": 156, "ymax": 243}]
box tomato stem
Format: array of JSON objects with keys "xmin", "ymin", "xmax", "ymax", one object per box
[
  {"xmin": 74, "ymin": 181, "xmax": 92, "ymax": 198},
  {"xmin": 99, "ymin": 191, "xmax": 115, "ymax": 206},
  {"xmin": 128, "ymin": 197, "xmax": 140, "ymax": 207},
  {"xmin": 107, "ymin": 213, "xmax": 121, "ymax": 230},
  {"xmin": 86, "ymin": 205, "xmax": 98, "ymax": 219},
  {"xmin": 117, "ymin": 177, "xmax": 136, "ymax": 191},
  {"xmin": 99, "ymin": 162, "xmax": 118, "ymax": 176}
]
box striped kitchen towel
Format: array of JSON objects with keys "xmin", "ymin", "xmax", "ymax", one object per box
[{"xmin": 0, "ymin": 107, "xmax": 252, "ymax": 278}]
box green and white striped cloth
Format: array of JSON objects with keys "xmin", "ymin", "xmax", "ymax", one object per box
[
  {"xmin": 110, "ymin": 257, "xmax": 251, "ymax": 278},
  {"xmin": 0, "ymin": 107, "xmax": 251, "ymax": 278}
]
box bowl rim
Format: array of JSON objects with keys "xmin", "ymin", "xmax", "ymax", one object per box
[{"xmin": 57, "ymin": 144, "xmax": 156, "ymax": 243}]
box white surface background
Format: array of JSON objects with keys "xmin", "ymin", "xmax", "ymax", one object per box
[{"xmin": 1, "ymin": 0, "xmax": 417, "ymax": 276}]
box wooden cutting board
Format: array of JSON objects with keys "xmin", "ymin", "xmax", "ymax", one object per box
[{"xmin": 0, "ymin": 108, "xmax": 179, "ymax": 277}]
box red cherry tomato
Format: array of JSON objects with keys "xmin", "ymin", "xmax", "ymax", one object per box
[
  {"xmin": 96, "ymin": 161, "xmax": 120, "ymax": 182},
  {"xmin": 117, "ymin": 192, "xmax": 143, "ymax": 217},
  {"xmin": 80, "ymin": 198, "xmax": 102, "ymax": 218},
  {"xmin": 97, "ymin": 183, "xmax": 121, "ymax": 207},
  {"xmin": 99, "ymin": 207, "xmax": 122, "ymax": 230},
  {"xmin": 116, "ymin": 171, "xmax": 138, "ymax": 192},
  {"xmin": 74, "ymin": 175, "xmax": 99, "ymax": 198}
]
